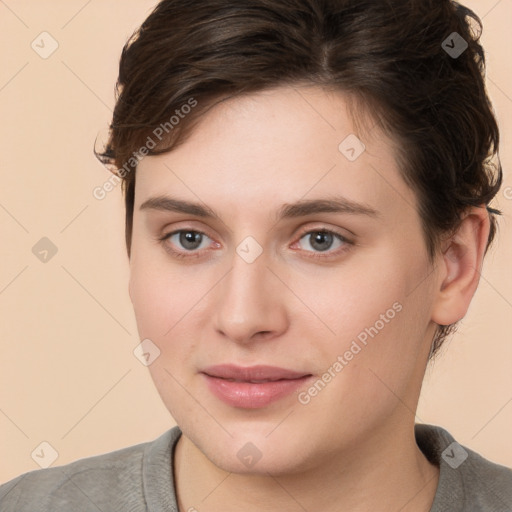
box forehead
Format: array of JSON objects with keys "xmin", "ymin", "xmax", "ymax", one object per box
[{"xmin": 134, "ymin": 85, "xmax": 417, "ymax": 222}]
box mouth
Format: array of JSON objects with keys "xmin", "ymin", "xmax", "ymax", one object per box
[{"xmin": 200, "ymin": 364, "xmax": 314, "ymax": 409}]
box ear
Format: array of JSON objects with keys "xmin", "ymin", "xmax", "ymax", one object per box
[{"xmin": 431, "ymin": 205, "xmax": 491, "ymax": 326}]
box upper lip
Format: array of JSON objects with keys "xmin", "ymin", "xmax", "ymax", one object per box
[{"xmin": 201, "ymin": 364, "xmax": 311, "ymax": 382}]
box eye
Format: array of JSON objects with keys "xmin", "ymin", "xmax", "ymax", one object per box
[
  {"xmin": 294, "ymin": 228, "xmax": 351, "ymax": 259},
  {"xmin": 159, "ymin": 229, "xmax": 215, "ymax": 259}
]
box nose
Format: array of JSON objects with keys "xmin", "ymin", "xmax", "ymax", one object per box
[{"xmin": 212, "ymin": 244, "xmax": 289, "ymax": 345}]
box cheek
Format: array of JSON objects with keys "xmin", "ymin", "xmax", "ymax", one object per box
[
  {"xmin": 128, "ymin": 254, "xmax": 216, "ymax": 389},
  {"xmin": 130, "ymin": 270, "xmax": 169, "ymax": 339},
  {"xmin": 307, "ymin": 259, "xmax": 407, "ymax": 343},
  {"xmin": 307, "ymin": 251, "xmax": 430, "ymax": 382},
  {"xmin": 129, "ymin": 249, "xmax": 208, "ymax": 339},
  {"xmin": 129, "ymin": 260, "xmax": 204, "ymax": 421}
]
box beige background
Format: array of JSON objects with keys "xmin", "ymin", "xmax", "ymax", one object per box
[{"xmin": 0, "ymin": 0, "xmax": 511, "ymax": 484}]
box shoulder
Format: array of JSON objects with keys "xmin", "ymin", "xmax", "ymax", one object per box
[
  {"xmin": 415, "ymin": 423, "xmax": 512, "ymax": 511},
  {"xmin": 0, "ymin": 428, "xmax": 180, "ymax": 512}
]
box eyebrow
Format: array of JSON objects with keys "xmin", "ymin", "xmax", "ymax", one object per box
[{"xmin": 139, "ymin": 195, "xmax": 380, "ymax": 221}]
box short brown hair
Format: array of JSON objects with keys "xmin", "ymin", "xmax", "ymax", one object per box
[{"xmin": 96, "ymin": 0, "xmax": 503, "ymax": 358}]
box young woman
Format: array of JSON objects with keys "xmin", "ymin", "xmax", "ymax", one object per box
[{"xmin": 2, "ymin": 0, "xmax": 511, "ymax": 510}]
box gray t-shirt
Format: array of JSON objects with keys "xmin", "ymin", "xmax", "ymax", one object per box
[{"xmin": 1, "ymin": 424, "xmax": 511, "ymax": 511}]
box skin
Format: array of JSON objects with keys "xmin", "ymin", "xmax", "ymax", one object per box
[{"xmin": 128, "ymin": 85, "xmax": 490, "ymax": 512}]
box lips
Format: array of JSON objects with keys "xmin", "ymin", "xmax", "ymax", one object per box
[
  {"xmin": 200, "ymin": 364, "xmax": 314, "ymax": 408},
  {"xmin": 201, "ymin": 364, "xmax": 311, "ymax": 382}
]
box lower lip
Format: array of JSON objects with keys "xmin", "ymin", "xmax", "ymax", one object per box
[{"xmin": 202, "ymin": 373, "xmax": 313, "ymax": 409}]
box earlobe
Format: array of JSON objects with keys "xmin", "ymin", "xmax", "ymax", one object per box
[{"xmin": 431, "ymin": 206, "xmax": 490, "ymax": 326}]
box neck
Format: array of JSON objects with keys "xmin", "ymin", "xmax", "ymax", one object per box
[{"xmin": 173, "ymin": 419, "xmax": 440, "ymax": 512}]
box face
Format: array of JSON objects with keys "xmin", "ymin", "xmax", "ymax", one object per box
[{"xmin": 129, "ymin": 86, "xmax": 440, "ymax": 475}]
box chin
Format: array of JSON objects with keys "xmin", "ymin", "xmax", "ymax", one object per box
[{"xmin": 194, "ymin": 428, "xmax": 316, "ymax": 476}]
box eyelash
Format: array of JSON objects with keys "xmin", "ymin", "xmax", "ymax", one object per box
[{"xmin": 158, "ymin": 227, "xmax": 353, "ymax": 261}]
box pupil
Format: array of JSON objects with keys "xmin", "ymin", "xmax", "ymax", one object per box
[
  {"xmin": 311, "ymin": 232, "xmax": 332, "ymax": 252},
  {"xmin": 181, "ymin": 231, "xmax": 201, "ymax": 249}
]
